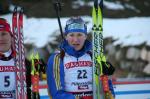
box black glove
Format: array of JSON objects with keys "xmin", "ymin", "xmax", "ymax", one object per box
[{"xmin": 102, "ymin": 61, "xmax": 115, "ymax": 75}]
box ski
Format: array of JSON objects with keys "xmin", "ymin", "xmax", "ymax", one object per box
[
  {"xmin": 12, "ymin": 6, "xmax": 22, "ymax": 99},
  {"xmin": 92, "ymin": 0, "xmax": 103, "ymax": 98},
  {"xmin": 12, "ymin": 7, "xmax": 27, "ymax": 99},
  {"xmin": 92, "ymin": 0, "xmax": 115, "ymax": 98},
  {"xmin": 92, "ymin": 0, "xmax": 114, "ymax": 99},
  {"xmin": 18, "ymin": 7, "xmax": 27, "ymax": 99}
]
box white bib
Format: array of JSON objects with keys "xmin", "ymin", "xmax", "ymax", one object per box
[
  {"xmin": 0, "ymin": 59, "xmax": 16, "ymax": 91},
  {"xmin": 64, "ymin": 53, "xmax": 93, "ymax": 92},
  {"xmin": 0, "ymin": 51, "xmax": 16, "ymax": 99}
]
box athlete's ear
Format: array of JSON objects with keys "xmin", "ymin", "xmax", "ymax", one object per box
[{"xmin": 83, "ymin": 34, "xmax": 87, "ymax": 40}]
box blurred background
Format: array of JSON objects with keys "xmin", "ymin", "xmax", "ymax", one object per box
[
  {"xmin": 1, "ymin": 0, "xmax": 150, "ymax": 98},
  {"xmin": 0, "ymin": 0, "xmax": 150, "ymax": 82}
]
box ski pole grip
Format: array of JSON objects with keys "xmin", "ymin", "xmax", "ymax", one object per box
[
  {"xmin": 53, "ymin": 0, "xmax": 64, "ymax": 40},
  {"xmin": 53, "ymin": 1, "xmax": 63, "ymax": 12}
]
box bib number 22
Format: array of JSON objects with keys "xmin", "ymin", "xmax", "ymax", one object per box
[{"xmin": 77, "ymin": 70, "xmax": 87, "ymax": 79}]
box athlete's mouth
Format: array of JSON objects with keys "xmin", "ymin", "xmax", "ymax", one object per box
[{"xmin": 73, "ymin": 44, "xmax": 80, "ymax": 46}]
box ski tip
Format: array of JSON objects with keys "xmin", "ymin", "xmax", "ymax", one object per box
[
  {"xmin": 94, "ymin": 0, "xmax": 98, "ymax": 9},
  {"xmin": 13, "ymin": 6, "xmax": 24, "ymax": 13},
  {"xmin": 20, "ymin": 7, "xmax": 24, "ymax": 13},
  {"xmin": 14, "ymin": 6, "xmax": 18, "ymax": 12},
  {"xmin": 99, "ymin": 0, "xmax": 103, "ymax": 9},
  {"xmin": 94, "ymin": 0, "xmax": 103, "ymax": 9}
]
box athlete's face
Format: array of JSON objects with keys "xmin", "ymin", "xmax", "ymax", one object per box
[
  {"xmin": 0, "ymin": 31, "xmax": 12, "ymax": 53},
  {"xmin": 65, "ymin": 32, "xmax": 87, "ymax": 51}
]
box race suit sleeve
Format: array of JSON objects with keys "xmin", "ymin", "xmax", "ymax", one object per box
[{"xmin": 46, "ymin": 53, "xmax": 75, "ymax": 99}]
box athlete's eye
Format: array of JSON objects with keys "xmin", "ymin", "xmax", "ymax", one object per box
[{"xmin": 0, "ymin": 32, "xmax": 9, "ymax": 36}]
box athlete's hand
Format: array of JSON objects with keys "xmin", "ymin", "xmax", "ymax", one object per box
[{"xmin": 102, "ymin": 61, "xmax": 115, "ymax": 75}]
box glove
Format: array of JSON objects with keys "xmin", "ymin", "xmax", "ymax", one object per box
[{"xmin": 102, "ymin": 61, "xmax": 115, "ymax": 75}]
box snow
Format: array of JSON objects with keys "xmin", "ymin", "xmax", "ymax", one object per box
[
  {"xmin": 1, "ymin": 14, "xmax": 150, "ymax": 48},
  {"xmin": 72, "ymin": 0, "xmax": 125, "ymax": 10},
  {"xmin": 103, "ymin": 17, "xmax": 150, "ymax": 47},
  {"xmin": 104, "ymin": 1, "xmax": 124, "ymax": 10}
]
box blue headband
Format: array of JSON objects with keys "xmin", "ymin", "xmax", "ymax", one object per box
[{"xmin": 64, "ymin": 17, "xmax": 87, "ymax": 35}]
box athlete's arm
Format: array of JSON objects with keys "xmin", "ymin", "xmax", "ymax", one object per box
[{"xmin": 46, "ymin": 53, "xmax": 75, "ymax": 99}]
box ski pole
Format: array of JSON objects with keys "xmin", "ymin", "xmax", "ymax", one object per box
[{"xmin": 53, "ymin": 0, "xmax": 64, "ymax": 40}]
